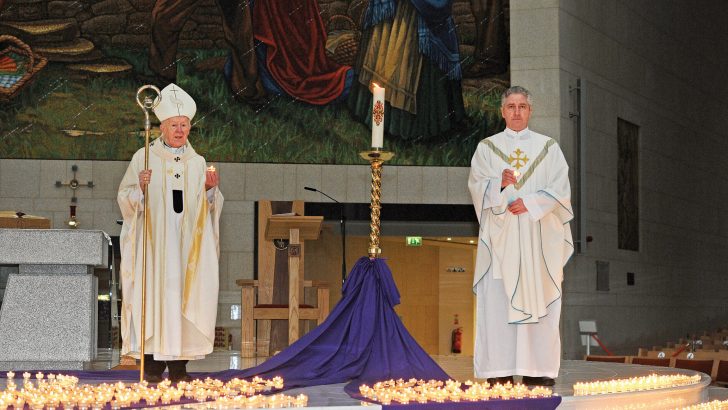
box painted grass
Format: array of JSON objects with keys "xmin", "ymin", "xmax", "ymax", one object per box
[{"xmin": 0, "ymin": 48, "xmax": 505, "ymax": 166}]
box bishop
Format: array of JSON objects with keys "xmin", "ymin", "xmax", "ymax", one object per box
[{"xmin": 117, "ymin": 83, "xmax": 224, "ymax": 382}]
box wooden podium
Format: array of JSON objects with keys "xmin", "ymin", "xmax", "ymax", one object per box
[{"xmin": 237, "ymin": 201, "xmax": 329, "ymax": 357}]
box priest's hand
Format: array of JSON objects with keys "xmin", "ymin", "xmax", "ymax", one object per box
[
  {"xmin": 139, "ymin": 169, "xmax": 152, "ymax": 191},
  {"xmin": 507, "ymin": 198, "xmax": 528, "ymax": 215},
  {"xmin": 205, "ymin": 168, "xmax": 219, "ymax": 191},
  {"xmin": 501, "ymin": 169, "xmax": 517, "ymax": 188}
]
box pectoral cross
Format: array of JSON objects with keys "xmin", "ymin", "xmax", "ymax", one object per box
[
  {"xmin": 508, "ymin": 148, "xmax": 529, "ymax": 170},
  {"xmin": 55, "ymin": 164, "xmax": 94, "ymax": 203}
]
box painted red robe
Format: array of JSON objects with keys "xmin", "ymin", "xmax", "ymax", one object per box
[{"xmin": 253, "ymin": 0, "xmax": 350, "ymax": 105}]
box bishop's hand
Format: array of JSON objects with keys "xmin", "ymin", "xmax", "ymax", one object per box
[
  {"xmin": 139, "ymin": 169, "xmax": 152, "ymax": 191},
  {"xmin": 205, "ymin": 167, "xmax": 219, "ymax": 191}
]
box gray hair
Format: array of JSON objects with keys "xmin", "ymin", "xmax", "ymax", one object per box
[{"xmin": 501, "ymin": 86, "xmax": 533, "ymax": 107}]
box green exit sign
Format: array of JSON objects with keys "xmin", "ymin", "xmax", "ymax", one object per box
[{"xmin": 406, "ymin": 236, "xmax": 422, "ymax": 246}]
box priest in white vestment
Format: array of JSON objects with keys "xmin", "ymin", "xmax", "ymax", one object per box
[
  {"xmin": 118, "ymin": 83, "xmax": 223, "ymax": 382},
  {"xmin": 468, "ymin": 86, "xmax": 573, "ymax": 387}
]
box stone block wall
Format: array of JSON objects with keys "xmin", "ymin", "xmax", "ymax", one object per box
[
  {"xmin": 510, "ymin": 0, "xmax": 728, "ymax": 358},
  {"xmin": 0, "ymin": 159, "xmax": 472, "ymax": 349}
]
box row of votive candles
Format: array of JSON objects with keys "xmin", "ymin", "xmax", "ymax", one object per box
[
  {"xmin": 0, "ymin": 372, "xmax": 305, "ymax": 409},
  {"xmin": 681, "ymin": 399, "xmax": 728, "ymax": 409},
  {"xmin": 359, "ymin": 378, "xmax": 553, "ymax": 405},
  {"xmin": 573, "ymin": 373, "xmax": 701, "ymax": 396}
]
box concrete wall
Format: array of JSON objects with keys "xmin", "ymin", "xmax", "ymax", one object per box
[
  {"xmin": 0, "ymin": 159, "xmax": 471, "ymax": 347},
  {"xmin": 510, "ymin": 0, "xmax": 728, "ymax": 358}
]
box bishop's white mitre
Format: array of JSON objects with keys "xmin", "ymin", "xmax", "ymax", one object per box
[{"xmin": 153, "ymin": 83, "xmax": 197, "ymax": 122}]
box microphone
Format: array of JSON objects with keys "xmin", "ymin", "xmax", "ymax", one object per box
[{"xmin": 304, "ymin": 186, "xmax": 340, "ymax": 203}]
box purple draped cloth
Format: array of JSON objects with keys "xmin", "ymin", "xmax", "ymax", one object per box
[{"xmin": 215, "ymin": 257, "xmax": 449, "ymax": 394}]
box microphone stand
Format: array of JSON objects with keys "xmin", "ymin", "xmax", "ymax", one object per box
[
  {"xmin": 340, "ymin": 206, "xmax": 346, "ymax": 284},
  {"xmin": 305, "ymin": 187, "xmax": 346, "ymax": 284}
]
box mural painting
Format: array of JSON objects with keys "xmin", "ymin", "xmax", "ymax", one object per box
[{"xmin": 0, "ymin": 0, "xmax": 509, "ymax": 166}]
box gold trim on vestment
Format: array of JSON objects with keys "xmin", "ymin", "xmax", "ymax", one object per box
[
  {"xmin": 159, "ymin": 157, "xmax": 167, "ymax": 349},
  {"xmin": 481, "ymin": 139, "xmax": 510, "ymax": 163},
  {"xmin": 142, "ymin": 171, "xmax": 156, "ymax": 352},
  {"xmin": 183, "ymin": 189, "xmax": 206, "ymax": 311}
]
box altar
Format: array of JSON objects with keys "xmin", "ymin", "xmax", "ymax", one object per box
[{"xmin": 0, "ymin": 229, "xmax": 110, "ymax": 370}]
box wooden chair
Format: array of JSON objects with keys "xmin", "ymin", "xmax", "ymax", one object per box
[
  {"xmin": 674, "ymin": 358, "xmax": 714, "ymax": 377},
  {"xmin": 714, "ymin": 360, "xmax": 728, "ymax": 386},
  {"xmin": 632, "ymin": 357, "xmax": 671, "ymax": 367},
  {"xmin": 585, "ymin": 355, "xmax": 627, "ymax": 363},
  {"xmin": 238, "ymin": 279, "xmax": 329, "ymax": 357}
]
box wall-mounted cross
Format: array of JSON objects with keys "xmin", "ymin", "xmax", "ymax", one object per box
[{"xmin": 55, "ymin": 164, "xmax": 94, "ymax": 203}]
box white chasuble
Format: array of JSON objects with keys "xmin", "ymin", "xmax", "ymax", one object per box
[
  {"xmin": 468, "ymin": 128, "xmax": 573, "ymax": 377},
  {"xmin": 118, "ymin": 139, "xmax": 223, "ymax": 361}
]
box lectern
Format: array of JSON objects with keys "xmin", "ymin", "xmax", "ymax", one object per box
[
  {"xmin": 266, "ymin": 215, "xmax": 323, "ymax": 339},
  {"xmin": 237, "ymin": 201, "xmax": 329, "ymax": 357}
]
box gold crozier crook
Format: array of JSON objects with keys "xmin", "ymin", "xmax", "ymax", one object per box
[{"xmin": 135, "ymin": 85, "xmax": 161, "ymax": 383}]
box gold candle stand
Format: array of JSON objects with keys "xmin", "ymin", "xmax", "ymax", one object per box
[{"xmin": 359, "ymin": 149, "xmax": 395, "ymax": 258}]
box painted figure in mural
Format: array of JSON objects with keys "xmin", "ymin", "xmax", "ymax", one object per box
[
  {"xmin": 468, "ymin": 86, "xmax": 573, "ymax": 387},
  {"xmin": 148, "ymin": 0, "xmax": 351, "ymax": 106},
  {"xmin": 149, "ymin": 0, "xmax": 267, "ymax": 104},
  {"xmin": 252, "ymin": 1, "xmax": 353, "ymax": 104},
  {"xmin": 347, "ymin": 0, "xmax": 466, "ymax": 140},
  {"xmin": 465, "ymin": 0, "xmax": 509, "ymax": 77},
  {"xmin": 117, "ymin": 83, "xmax": 224, "ymax": 382}
]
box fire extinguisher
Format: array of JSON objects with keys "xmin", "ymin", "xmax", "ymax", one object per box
[{"xmin": 451, "ymin": 314, "xmax": 462, "ymax": 354}]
